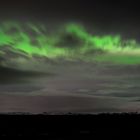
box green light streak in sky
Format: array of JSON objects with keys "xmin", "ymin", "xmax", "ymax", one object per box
[{"xmin": 0, "ymin": 21, "xmax": 140, "ymax": 64}]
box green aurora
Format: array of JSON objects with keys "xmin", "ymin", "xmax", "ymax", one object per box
[{"xmin": 0, "ymin": 22, "xmax": 140, "ymax": 65}]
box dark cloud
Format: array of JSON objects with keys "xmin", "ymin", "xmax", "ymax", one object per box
[{"xmin": 0, "ymin": 65, "xmax": 48, "ymax": 84}]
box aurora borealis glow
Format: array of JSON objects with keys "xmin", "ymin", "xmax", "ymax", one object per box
[
  {"xmin": 0, "ymin": 22, "xmax": 140, "ymax": 65},
  {"xmin": 1, "ymin": 1, "xmax": 140, "ymax": 116}
]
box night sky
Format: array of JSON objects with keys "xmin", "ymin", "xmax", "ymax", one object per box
[
  {"xmin": 0, "ymin": 1, "xmax": 140, "ymax": 40},
  {"xmin": 1, "ymin": 1, "xmax": 140, "ymax": 114}
]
